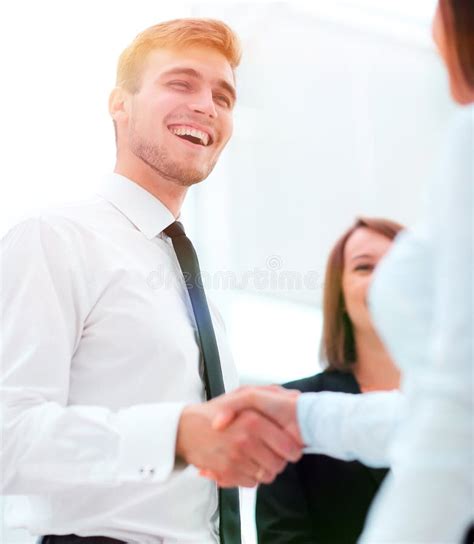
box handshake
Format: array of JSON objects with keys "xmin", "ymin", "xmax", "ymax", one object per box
[{"xmin": 176, "ymin": 386, "xmax": 304, "ymax": 488}]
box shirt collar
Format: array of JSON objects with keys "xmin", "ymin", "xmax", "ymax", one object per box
[{"xmin": 96, "ymin": 173, "xmax": 177, "ymax": 240}]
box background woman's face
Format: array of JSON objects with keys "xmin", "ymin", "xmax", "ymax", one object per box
[
  {"xmin": 342, "ymin": 228, "xmax": 393, "ymax": 334},
  {"xmin": 432, "ymin": 3, "xmax": 474, "ymax": 105}
]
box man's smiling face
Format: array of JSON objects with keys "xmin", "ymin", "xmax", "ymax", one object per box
[{"xmin": 122, "ymin": 45, "xmax": 236, "ymax": 187}]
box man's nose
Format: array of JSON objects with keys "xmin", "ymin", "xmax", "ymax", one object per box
[{"xmin": 188, "ymin": 90, "xmax": 217, "ymax": 118}]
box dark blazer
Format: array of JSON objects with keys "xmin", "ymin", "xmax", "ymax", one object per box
[{"xmin": 256, "ymin": 370, "xmax": 388, "ymax": 544}]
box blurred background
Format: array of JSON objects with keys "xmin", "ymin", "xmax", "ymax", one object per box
[{"xmin": 0, "ymin": 0, "xmax": 456, "ymax": 541}]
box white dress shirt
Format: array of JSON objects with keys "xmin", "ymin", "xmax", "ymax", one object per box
[{"xmin": 1, "ymin": 173, "xmax": 239, "ymax": 544}]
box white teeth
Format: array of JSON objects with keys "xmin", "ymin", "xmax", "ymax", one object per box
[{"xmin": 169, "ymin": 125, "xmax": 210, "ymax": 146}]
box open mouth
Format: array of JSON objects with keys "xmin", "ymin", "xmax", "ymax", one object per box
[{"xmin": 168, "ymin": 124, "xmax": 213, "ymax": 147}]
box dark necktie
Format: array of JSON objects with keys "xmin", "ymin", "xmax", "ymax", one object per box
[{"xmin": 164, "ymin": 221, "xmax": 242, "ymax": 544}]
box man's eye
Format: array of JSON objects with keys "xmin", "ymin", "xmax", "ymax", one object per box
[
  {"xmin": 169, "ymin": 81, "xmax": 190, "ymax": 90},
  {"xmin": 214, "ymin": 94, "xmax": 232, "ymax": 108}
]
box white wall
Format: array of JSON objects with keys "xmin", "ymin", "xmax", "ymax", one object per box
[
  {"xmin": 191, "ymin": 1, "xmax": 455, "ymax": 310},
  {"xmin": 0, "ymin": 0, "xmax": 192, "ymax": 235}
]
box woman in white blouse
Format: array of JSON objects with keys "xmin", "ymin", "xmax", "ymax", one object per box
[{"xmin": 355, "ymin": 0, "xmax": 473, "ymax": 541}]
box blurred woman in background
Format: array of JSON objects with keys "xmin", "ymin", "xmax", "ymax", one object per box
[{"xmin": 256, "ymin": 217, "xmax": 403, "ymax": 544}]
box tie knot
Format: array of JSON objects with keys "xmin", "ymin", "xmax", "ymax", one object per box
[{"xmin": 164, "ymin": 221, "xmax": 185, "ymax": 239}]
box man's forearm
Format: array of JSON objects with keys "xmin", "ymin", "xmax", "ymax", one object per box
[{"xmin": 1, "ymin": 395, "xmax": 185, "ymax": 494}]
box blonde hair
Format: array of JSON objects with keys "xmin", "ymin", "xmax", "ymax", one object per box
[{"xmin": 116, "ymin": 18, "xmax": 242, "ymax": 93}]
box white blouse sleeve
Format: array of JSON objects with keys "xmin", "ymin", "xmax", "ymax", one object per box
[{"xmin": 297, "ymin": 390, "xmax": 405, "ymax": 467}]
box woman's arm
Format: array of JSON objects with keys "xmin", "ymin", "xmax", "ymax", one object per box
[
  {"xmin": 297, "ymin": 390, "xmax": 404, "ymax": 467},
  {"xmin": 210, "ymin": 386, "xmax": 404, "ymax": 469}
]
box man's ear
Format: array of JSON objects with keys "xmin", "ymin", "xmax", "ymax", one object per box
[{"xmin": 108, "ymin": 87, "xmax": 129, "ymax": 125}]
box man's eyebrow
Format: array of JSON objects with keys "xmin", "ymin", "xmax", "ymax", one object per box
[{"xmin": 160, "ymin": 67, "xmax": 237, "ymax": 102}]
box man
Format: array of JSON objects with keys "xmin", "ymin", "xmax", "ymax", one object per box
[{"xmin": 0, "ymin": 19, "xmax": 301, "ymax": 544}]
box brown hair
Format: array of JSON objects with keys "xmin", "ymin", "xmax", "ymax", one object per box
[
  {"xmin": 321, "ymin": 217, "xmax": 404, "ymax": 372},
  {"xmin": 116, "ymin": 18, "xmax": 242, "ymax": 93},
  {"xmin": 439, "ymin": 0, "xmax": 474, "ymax": 90}
]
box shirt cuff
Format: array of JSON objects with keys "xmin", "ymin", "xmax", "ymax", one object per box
[{"xmin": 114, "ymin": 402, "xmax": 186, "ymax": 483}]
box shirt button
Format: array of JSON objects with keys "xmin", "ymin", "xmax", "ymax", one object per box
[{"xmin": 139, "ymin": 465, "xmax": 155, "ymax": 480}]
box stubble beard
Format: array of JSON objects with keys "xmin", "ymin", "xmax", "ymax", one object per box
[{"xmin": 129, "ymin": 127, "xmax": 218, "ymax": 187}]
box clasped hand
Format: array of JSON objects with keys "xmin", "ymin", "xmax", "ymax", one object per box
[{"xmin": 176, "ymin": 386, "xmax": 303, "ymax": 488}]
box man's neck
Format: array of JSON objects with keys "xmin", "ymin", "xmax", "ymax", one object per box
[
  {"xmin": 352, "ymin": 329, "xmax": 401, "ymax": 392},
  {"xmin": 114, "ymin": 161, "xmax": 188, "ymax": 218}
]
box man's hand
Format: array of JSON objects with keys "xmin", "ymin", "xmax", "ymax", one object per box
[
  {"xmin": 212, "ymin": 386, "xmax": 303, "ymax": 444},
  {"xmin": 176, "ymin": 392, "xmax": 303, "ymax": 488},
  {"xmin": 192, "ymin": 386, "xmax": 304, "ymax": 486}
]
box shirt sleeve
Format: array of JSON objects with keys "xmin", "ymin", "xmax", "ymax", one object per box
[
  {"xmin": 297, "ymin": 390, "xmax": 404, "ymax": 468},
  {"xmin": 359, "ymin": 108, "xmax": 474, "ymax": 543},
  {"xmin": 1, "ymin": 216, "xmax": 185, "ymax": 494}
]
